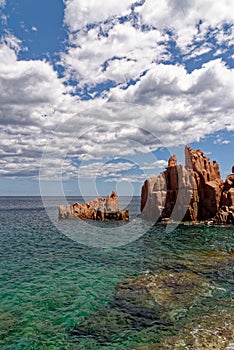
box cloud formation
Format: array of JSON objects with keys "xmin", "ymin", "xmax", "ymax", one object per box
[{"xmin": 0, "ymin": 0, "xmax": 234, "ymax": 186}]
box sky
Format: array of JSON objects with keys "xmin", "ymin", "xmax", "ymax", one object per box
[{"xmin": 0, "ymin": 0, "xmax": 234, "ymax": 196}]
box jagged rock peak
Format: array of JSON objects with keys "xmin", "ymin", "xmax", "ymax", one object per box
[
  {"xmin": 185, "ymin": 145, "xmax": 222, "ymax": 182},
  {"xmin": 59, "ymin": 191, "xmax": 129, "ymax": 221},
  {"xmin": 167, "ymin": 154, "xmax": 177, "ymax": 168}
]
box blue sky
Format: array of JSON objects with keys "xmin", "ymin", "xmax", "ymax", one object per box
[{"xmin": 0, "ymin": 0, "xmax": 234, "ymax": 196}]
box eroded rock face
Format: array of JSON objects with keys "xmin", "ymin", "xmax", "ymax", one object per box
[
  {"xmin": 114, "ymin": 270, "xmax": 210, "ymax": 324},
  {"xmin": 213, "ymin": 172, "xmax": 234, "ymax": 224},
  {"xmin": 185, "ymin": 146, "xmax": 224, "ymax": 220},
  {"xmin": 141, "ymin": 146, "xmax": 226, "ymax": 223},
  {"xmin": 59, "ymin": 191, "xmax": 129, "ymax": 221}
]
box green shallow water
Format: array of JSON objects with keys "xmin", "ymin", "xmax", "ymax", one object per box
[{"xmin": 0, "ymin": 197, "xmax": 233, "ymax": 349}]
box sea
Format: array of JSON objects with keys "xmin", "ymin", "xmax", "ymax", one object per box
[{"xmin": 0, "ymin": 196, "xmax": 233, "ymax": 349}]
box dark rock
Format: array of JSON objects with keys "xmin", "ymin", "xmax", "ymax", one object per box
[
  {"xmin": 114, "ymin": 270, "xmax": 210, "ymax": 324},
  {"xmin": 70, "ymin": 307, "xmax": 133, "ymax": 343},
  {"xmin": 130, "ymin": 310, "xmax": 234, "ymax": 350},
  {"xmin": 0, "ymin": 311, "xmax": 18, "ymax": 340},
  {"xmin": 179, "ymin": 251, "xmax": 234, "ymax": 277}
]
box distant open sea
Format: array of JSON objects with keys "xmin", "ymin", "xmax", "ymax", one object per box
[{"xmin": 0, "ymin": 196, "xmax": 233, "ymax": 349}]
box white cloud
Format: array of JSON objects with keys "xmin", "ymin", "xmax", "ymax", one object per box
[
  {"xmin": 1, "ymin": 34, "xmax": 22, "ymax": 53},
  {"xmin": 64, "ymin": 0, "xmax": 135, "ymax": 31},
  {"xmin": 214, "ymin": 136, "xmax": 231, "ymax": 145},
  {"xmin": 1, "ymin": 0, "xmax": 234, "ymax": 184},
  {"xmin": 0, "ymin": 38, "xmax": 70, "ymax": 127},
  {"xmin": 0, "ymin": 0, "xmax": 5, "ymax": 8},
  {"xmin": 62, "ymin": 22, "xmax": 168, "ymax": 87},
  {"xmin": 108, "ymin": 59, "xmax": 234, "ymax": 141},
  {"xmin": 62, "ymin": 0, "xmax": 234, "ymax": 92},
  {"xmin": 137, "ymin": 0, "xmax": 234, "ymax": 51},
  {"xmin": 1, "ymin": 41, "xmax": 234, "ymax": 182},
  {"xmin": 215, "ymin": 24, "xmax": 234, "ymax": 47},
  {"xmin": 141, "ymin": 160, "xmax": 167, "ymax": 170},
  {"xmin": 184, "ymin": 44, "xmax": 212, "ymax": 60}
]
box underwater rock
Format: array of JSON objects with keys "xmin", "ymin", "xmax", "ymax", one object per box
[
  {"xmin": 130, "ymin": 310, "xmax": 234, "ymax": 350},
  {"xmin": 174, "ymin": 251, "xmax": 234, "ymax": 278},
  {"xmin": 114, "ymin": 270, "xmax": 210, "ymax": 324},
  {"xmin": 59, "ymin": 191, "xmax": 129, "ymax": 221},
  {"xmin": 70, "ymin": 307, "xmax": 133, "ymax": 343},
  {"xmin": 0, "ymin": 311, "xmax": 18, "ymax": 340}
]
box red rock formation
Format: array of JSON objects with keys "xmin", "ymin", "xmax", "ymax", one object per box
[
  {"xmin": 185, "ymin": 146, "xmax": 224, "ymax": 220},
  {"xmin": 141, "ymin": 146, "xmax": 225, "ymax": 223},
  {"xmin": 59, "ymin": 191, "xmax": 129, "ymax": 221},
  {"xmin": 213, "ymin": 170, "xmax": 234, "ymax": 224}
]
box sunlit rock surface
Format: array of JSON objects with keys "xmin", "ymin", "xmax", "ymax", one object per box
[
  {"xmin": 140, "ymin": 146, "xmax": 234, "ymax": 224},
  {"xmin": 59, "ymin": 191, "xmax": 129, "ymax": 221}
]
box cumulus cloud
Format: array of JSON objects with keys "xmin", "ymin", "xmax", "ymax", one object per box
[
  {"xmin": 62, "ymin": 21, "xmax": 168, "ymax": 87},
  {"xmin": 137, "ymin": 0, "xmax": 234, "ymax": 51},
  {"xmin": 0, "ymin": 0, "xmax": 5, "ymax": 8},
  {"xmin": 0, "ymin": 37, "xmax": 68, "ymax": 127},
  {"xmin": 108, "ymin": 59, "xmax": 234, "ymax": 140},
  {"xmin": 64, "ymin": 0, "xmax": 135, "ymax": 31},
  {"xmin": 62, "ymin": 0, "xmax": 234, "ymax": 93},
  {"xmin": 1, "ymin": 0, "xmax": 234, "ymax": 185}
]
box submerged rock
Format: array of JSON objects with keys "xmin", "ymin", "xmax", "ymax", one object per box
[
  {"xmin": 59, "ymin": 191, "xmax": 129, "ymax": 221},
  {"xmin": 181, "ymin": 251, "xmax": 234, "ymax": 277},
  {"xmin": 0, "ymin": 311, "xmax": 18, "ymax": 340},
  {"xmin": 130, "ymin": 310, "xmax": 234, "ymax": 350},
  {"xmin": 114, "ymin": 270, "xmax": 210, "ymax": 324},
  {"xmin": 70, "ymin": 307, "xmax": 133, "ymax": 343}
]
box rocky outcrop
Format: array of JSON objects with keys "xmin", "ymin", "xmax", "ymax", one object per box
[
  {"xmin": 185, "ymin": 146, "xmax": 224, "ymax": 221},
  {"xmin": 141, "ymin": 146, "xmax": 229, "ymax": 223},
  {"xmin": 213, "ymin": 171, "xmax": 234, "ymax": 224},
  {"xmin": 59, "ymin": 191, "xmax": 129, "ymax": 221}
]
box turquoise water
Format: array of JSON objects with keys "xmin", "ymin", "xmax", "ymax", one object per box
[{"xmin": 0, "ymin": 197, "xmax": 233, "ymax": 349}]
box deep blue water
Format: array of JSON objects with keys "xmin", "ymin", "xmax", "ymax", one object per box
[{"xmin": 0, "ymin": 197, "xmax": 233, "ymax": 349}]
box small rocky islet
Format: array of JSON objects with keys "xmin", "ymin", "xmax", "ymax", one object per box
[{"xmin": 59, "ymin": 190, "xmax": 129, "ymax": 221}]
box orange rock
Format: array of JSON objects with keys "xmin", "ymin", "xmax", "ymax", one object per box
[
  {"xmin": 141, "ymin": 146, "xmax": 226, "ymax": 223},
  {"xmin": 59, "ymin": 191, "xmax": 129, "ymax": 221},
  {"xmin": 214, "ymin": 173, "xmax": 234, "ymax": 224}
]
